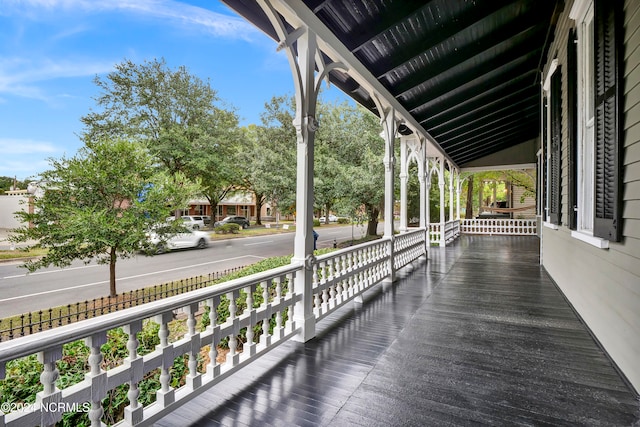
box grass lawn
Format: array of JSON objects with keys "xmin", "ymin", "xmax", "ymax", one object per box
[
  {"xmin": 0, "ymin": 247, "xmax": 47, "ymax": 261},
  {"xmin": 208, "ymin": 222, "xmax": 297, "ymax": 240}
]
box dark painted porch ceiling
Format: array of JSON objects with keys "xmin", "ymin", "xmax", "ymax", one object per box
[{"xmin": 221, "ymin": 0, "xmax": 562, "ymax": 167}]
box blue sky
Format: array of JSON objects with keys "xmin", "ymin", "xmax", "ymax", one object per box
[{"xmin": 0, "ymin": 0, "xmax": 351, "ymax": 181}]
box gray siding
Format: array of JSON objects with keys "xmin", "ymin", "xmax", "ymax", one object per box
[{"xmin": 541, "ymin": 0, "xmax": 640, "ymax": 394}]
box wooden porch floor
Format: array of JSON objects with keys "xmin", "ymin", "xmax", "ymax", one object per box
[{"xmin": 156, "ymin": 236, "xmax": 639, "ymax": 426}]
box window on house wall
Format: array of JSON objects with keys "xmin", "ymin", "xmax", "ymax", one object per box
[
  {"xmin": 570, "ymin": 0, "xmax": 621, "ymax": 246},
  {"xmin": 571, "ymin": 0, "xmax": 595, "ymax": 234},
  {"xmin": 543, "ymin": 59, "xmax": 562, "ymax": 226},
  {"xmin": 538, "ymin": 98, "xmax": 548, "ymax": 218},
  {"xmin": 567, "ymin": 28, "xmax": 579, "ymax": 230}
]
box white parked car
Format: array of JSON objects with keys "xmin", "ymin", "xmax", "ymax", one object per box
[
  {"xmin": 319, "ymin": 214, "xmax": 338, "ymax": 223},
  {"xmin": 167, "ymin": 215, "xmax": 205, "ymax": 230},
  {"xmin": 148, "ymin": 228, "xmax": 210, "ymax": 254}
]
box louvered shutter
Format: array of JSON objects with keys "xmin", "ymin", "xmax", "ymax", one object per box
[
  {"xmin": 568, "ymin": 29, "xmax": 578, "ymax": 230},
  {"xmin": 549, "ymin": 67, "xmax": 562, "ymax": 225},
  {"xmin": 593, "ymin": 0, "xmax": 622, "ymax": 241}
]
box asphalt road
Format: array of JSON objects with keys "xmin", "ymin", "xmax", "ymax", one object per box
[{"xmin": 0, "ymin": 224, "xmax": 371, "ymax": 317}]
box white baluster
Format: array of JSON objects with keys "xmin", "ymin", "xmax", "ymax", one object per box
[
  {"xmin": 186, "ymin": 303, "xmax": 202, "ymax": 390},
  {"xmin": 245, "ymin": 285, "xmax": 256, "ymax": 357},
  {"xmin": 284, "ymin": 272, "xmax": 295, "ymax": 333},
  {"xmin": 312, "ymin": 262, "xmax": 320, "ymax": 288},
  {"xmin": 275, "ymin": 277, "xmax": 283, "ymax": 339},
  {"xmin": 37, "ymin": 347, "xmax": 62, "ymax": 427},
  {"xmin": 226, "ymin": 291, "xmax": 240, "ymax": 366},
  {"xmin": 206, "ymin": 296, "xmax": 221, "ymax": 378},
  {"xmin": 85, "ymin": 333, "xmax": 107, "ymax": 427},
  {"xmin": 321, "ymin": 287, "xmax": 329, "ymax": 313},
  {"xmin": 313, "ymin": 287, "xmax": 322, "ymax": 317},
  {"xmin": 260, "ymin": 286, "xmax": 272, "ymax": 349},
  {"xmin": 154, "ymin": 312, "xmax": 175, "ymax": 407},
  {"xmin": 123, "ymin": 320, "xmax": 143, "ymax": 425}
]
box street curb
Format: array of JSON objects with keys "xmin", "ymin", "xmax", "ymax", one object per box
[{"xmin": 0, "ymin": 256, "xmax": 41, "ymax": 265}]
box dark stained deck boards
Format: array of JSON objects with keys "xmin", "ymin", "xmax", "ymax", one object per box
[{"xmin": 156, "ymin": 236, "xmax": 639, "ymax": 426}]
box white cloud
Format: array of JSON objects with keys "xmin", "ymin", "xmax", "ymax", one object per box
[
  {"xmin": 0, "ymin": 57, "xmax": 114, "ymax": 100},
  {"xmin": 0, "ymin": 139, "xmax": 61, "ymax": 178},
  {"xmin": 0, "ymin": 138, "xmax": 58, "ymax": 155},
  {"xmin": 1, "ymin": 0, "xmax": 261, "ymax": 41}
]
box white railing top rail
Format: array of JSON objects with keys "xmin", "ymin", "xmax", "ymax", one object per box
[
  {"xmin": 0, "ymin": 262, "xmax": 302, "ymax": 364},
  {"xmin": 314, "ymin": 235, "xmax": 391, "ymax": 263}
]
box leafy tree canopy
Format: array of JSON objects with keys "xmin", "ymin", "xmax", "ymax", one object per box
[
  {"xmin": 0, "ymin": 176, "xmax": 29, "ymax": 193},
  {"xmin": 10, "ymin": 138, "xmax": 201, "ymax": 297},
  {"xmin": 80, "ymin": 58, "xmax": 242, "ymax": 219},
  {"xmin": 236, "ymin": 96, "xmax": 297, "ymax": 222}
]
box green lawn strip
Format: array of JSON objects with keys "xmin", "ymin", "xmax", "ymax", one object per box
[{"xmin": 0, "ymin": 247, "xmax": 47, "ymax": 261}]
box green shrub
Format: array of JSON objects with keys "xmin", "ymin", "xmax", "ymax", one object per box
[
  {"xmin": 337, "ymin": 217, "xmax": 350, "ymax": 224},
  {"xmin": 214, "ymin": 223, "xmax": 240, "ymax": 234},
  {"xmin": 313, "ymin": 219, "xmax": 320, "ymax": 227}
]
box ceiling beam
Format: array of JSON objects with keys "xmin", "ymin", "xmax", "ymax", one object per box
[
  {"xmin": 367, "ymin": 0, "xmax": 513, "ymax": 78},
  {"xmin": 270, "ymin": 0, "xmax": 457, "ymax": 166}
]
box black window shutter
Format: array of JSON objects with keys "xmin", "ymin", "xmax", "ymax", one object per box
[
  {"xmin": 593, "ymin": 0, "xmax": 622, "ymax": 241},
  {"xmin": 568, "ymin": 29, "xmax": 578, "ymax": 230},
  {"xmin": 549, "ymin": 66, "xmax": 562, "ymax": 225}
]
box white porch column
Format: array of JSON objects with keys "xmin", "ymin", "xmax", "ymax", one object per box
[
  {"xmin": 492, "ymin": 181, "xmax": 498, "ymax": 207},
  {"xmin": 418, "ymin": 156, "xmax": 426, "ymax": 229},
  {"xmin": 479, "ymin": 180, "xmax": 484, "ymax": 215},
  {"xmin": 417, "ymin": 140, "xmax": 427, "ymax": 259},
  {"xmin": 456, "ymin": 172, "xmax": 461, "ymax": 220},
  {"xmin": 426, "ymin": 178, "xmax": 432, "ymax": 248},
  {"xmin": 256, "ymin": 6, "xmax": 325, "ymax": 341},
  {"xmin": 399, "ymin": 136, "xmax": 408, "ymax": 233},
  {"xmin": 290, "ymin": 28, "xmax": 318, "ymax": 343},
  {"xmin": 448, "ymin": 164, "xmax": 454, "ymax": 223},
  {"xmin": 439, "ymin": 159, "xmax": 446, "ymax": 247},
  {"xmin": 377, "ymin": 103, "xmax": 397, "ymax": 285}
]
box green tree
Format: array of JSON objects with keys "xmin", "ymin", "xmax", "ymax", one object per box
[
  {"xmin": 314, "ymin": 101, "xmax": 357, "ymax": 223},
  {"xmin": 460, "ymin": 169, "xmax": 535, "ymax": 217},
  {"xmin": 188, "ymin": 106, "xmax": 242, "ymax": 226},
  {"xmin": 327, "ymin": 104, "xmax": 385, "ymax": 236},
  {"xmin": 80, "ymin": 58, "xmax": 241, "ymax": 220},
  {"xmin": 10, "ymin": 138, "xmax": 200, "ymax": 297},
  {"xmin": 0, "ymin": 176, "xmax": 29, "ymax": 193},
  {"xmin": 237, "ymin": 96, "xmax": 297, "ymax": 224}
]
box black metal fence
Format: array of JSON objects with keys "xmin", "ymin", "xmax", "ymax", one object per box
[{"xmin": 0, "ymin": 266, "xmax": 246, "ymax": 342}]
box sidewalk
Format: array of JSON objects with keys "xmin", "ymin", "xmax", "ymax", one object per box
[{"xmin": 0, "ymin": 228, "xmax": 37, "ymax": 251}]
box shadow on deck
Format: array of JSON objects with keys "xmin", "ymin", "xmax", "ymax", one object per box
[{"xmin": 157, "ymin": 235, "xmax": 639, "ymax": 426}]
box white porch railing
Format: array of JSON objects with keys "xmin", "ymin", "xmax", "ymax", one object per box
[
  {"xmin": 0, "ymin": 229, "xmax": 426, "ymax": 427},
  {"xmin": 444, "ymin": 220, "xmax": 461, "ymax": 244},
  {"xmin": 394, "ymin": 228, "xmax": 427, "ymax": 270},
  {"xmin": 428, "ymin": 222, "xmax": 441, "ymax": 245},
  {"xmin": 461, "ymin": 218, "xmax": 538, "ymax": 235},
  {"xmin": 427, "ymin": 220, "xmax": 461, "ymax": 246}
]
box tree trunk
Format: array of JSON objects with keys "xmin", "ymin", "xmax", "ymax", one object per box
[
  {"xmin": 209, "ymin": 201, "xmax": 218, "ymax": 229},
  {"xmin": 366, "ymin": 206, "xmax": 380, "ymax": 236},
  {"xmin": 254, "ymin": 192, "xmax": 264, "ymax": 225},
  {"xmin": 109, "ymin": 248, "xmax": 117, "ymax": 297},
  {"xmin": 465, "ymin": 176, "xmax": 474, "ymax": 219}
]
